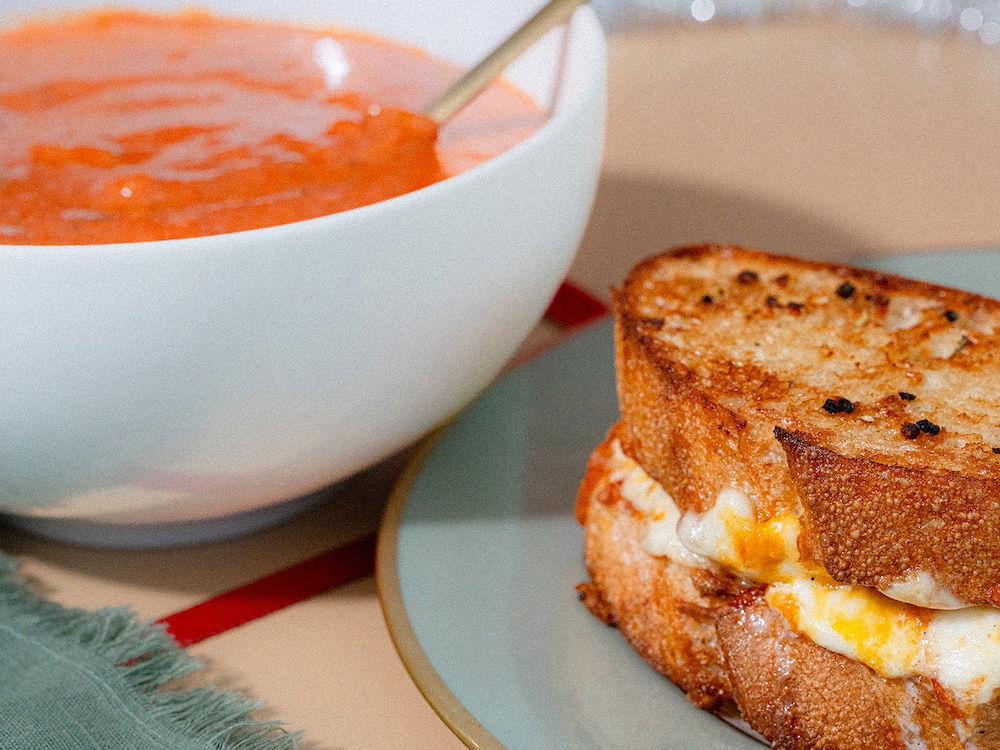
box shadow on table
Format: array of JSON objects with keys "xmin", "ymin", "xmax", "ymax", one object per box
[
  {"xmin": 572, "ymin": 172, "xmax": 878, "ymax": 287},
  {"xmin": 0, "ymin": 451, "xmax": 413, "ymax": 598},
  {"xmin": 402, "ymin": 173, "xmax": 881, "ymax": 525}
]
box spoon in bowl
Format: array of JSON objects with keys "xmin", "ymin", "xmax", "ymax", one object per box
[{"xmin": 424, "ymin": 0, "xmax": 589, "ymax": 125}]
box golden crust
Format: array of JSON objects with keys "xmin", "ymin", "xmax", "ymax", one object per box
[
  {"xmin": 576, "ymin": 440, "xmax": 997, "ymax": 748},
  {"xmin": 776, "ymin": 427, "xmax": 1000, "ymax": 607},
  {"xmin": 614, "ymin": 245, "xmax": 1000, "ymax": 606},
  {"xmin": 577, "ymin": 425, "xmax": 739, "ymax": 709}
]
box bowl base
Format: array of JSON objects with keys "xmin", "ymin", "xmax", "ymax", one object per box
[{"xmin": 1, "ymin": 492, "xmax": 328, "ymax": 549}]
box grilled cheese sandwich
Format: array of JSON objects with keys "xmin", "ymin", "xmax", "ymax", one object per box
[
  {"xmin": 577, "ymin": 245, "xmax": 1000, "ymax": 749},
  {"xmin": 602, "ymin": 434, "xmax": 1000, "ymax": 714}
]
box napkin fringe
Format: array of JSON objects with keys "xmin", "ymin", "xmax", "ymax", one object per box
[{"xmin": 0, "ymin": 556, "xmax": 300, "ymax": 749}]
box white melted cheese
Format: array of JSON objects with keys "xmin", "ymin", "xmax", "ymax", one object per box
[
  {"xmin": 765, "ymin": 579, "xmax": 1000, "ymax": 712},
  {"xmin": 882, "ymin": 570, "xmax": 970, "ymax": 610},
  {"xmin": 608, "ymin": 439, "xmax": 713, "ymax": 569},
  {"xmin": 604, "ymin": 438, "xmax": 1000, "ymax": 712}
]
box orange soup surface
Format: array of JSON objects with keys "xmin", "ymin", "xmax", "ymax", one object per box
[{"xmin": 0, "ymin": 11, "xmax": 545, "ymax": 244}]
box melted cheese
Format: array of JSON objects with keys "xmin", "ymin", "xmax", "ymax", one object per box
[
  {"xmin": 765, "ymin": 580, "xmax": 1000, "ymax": 711},
  {"xmin": 676, "ymin": 487, "xmax": 830, "ymax": 585},
  {"xmin": 606, "ymin": 438, "xmax": 1000, "ymax": 712},
  {"xmin": 882, "ymin": 570, "xmax": 970, "ymax": 610},
  {"xmin": 607, "ymin": 439, "xmax": 713, "ymax": 569}
]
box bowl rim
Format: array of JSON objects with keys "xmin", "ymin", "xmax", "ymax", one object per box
[{"xmin": 0, "ymin": 3, "xmax": 607, "ymax": 255}]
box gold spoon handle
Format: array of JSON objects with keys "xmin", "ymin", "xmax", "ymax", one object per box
[{"xmin": 424, "ymin": 0, "xmax": 590, "ymax": 125}]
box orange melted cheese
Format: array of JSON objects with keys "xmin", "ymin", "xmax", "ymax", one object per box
[
  {"xmin": 676, "ymin": 487, "xmax": 836, "ymax": 587},
  {"xmin": 766, "ymin": 583, "xmax": 929, "ymax": 675},
  {"xmin": 716, "ymin": 509, "xmax": 811, "ymax": 582},
  {"xmin": 0, "ymin": 11, "xmax": 544, "ymax": 244}
]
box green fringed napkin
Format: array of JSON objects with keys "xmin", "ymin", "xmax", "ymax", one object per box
[{"xmin": 0, "ymin": 555, "xmax": 299, "ymax": 749}]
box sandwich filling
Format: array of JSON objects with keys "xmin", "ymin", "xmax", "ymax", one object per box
[{"xmin": 600, "ymin": 435, "xmax": 1000, "ymax": 713}]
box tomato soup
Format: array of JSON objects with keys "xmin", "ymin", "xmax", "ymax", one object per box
[{"xmin": 0, "ymin": 11, "xmax": 544, "ymax": 244}]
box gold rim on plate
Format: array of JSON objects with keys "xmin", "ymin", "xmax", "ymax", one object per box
[{"xmin": 375, "ymin": 426, "xmax": 506, "ymax": 750}]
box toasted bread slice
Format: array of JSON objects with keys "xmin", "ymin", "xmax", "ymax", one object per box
[
  {"xmin": 576, "ymin": 435, "xmax": 996, "ymax": 749},
  {"xmin": 613, "ymin": 245, "xmax": 1000, "ymax": 607}
]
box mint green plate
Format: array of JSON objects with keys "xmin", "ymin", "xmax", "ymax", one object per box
[
  {"xmin": 377, "ymin": 248, "xmax": 999, "ymax": 749},
  {"xmin": 861, "ymin": 247, "xmax": 1000, "ymax": 298}
]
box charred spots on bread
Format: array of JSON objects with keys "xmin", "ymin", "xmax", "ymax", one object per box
[
  {"xmin": 900, "ymin": 419, "xmax": 942, "ymax": 439},
  {"xmin": 701, "ymin": 294, "xmax": 714, "ymax": 305},
  {"xmin": 774, "ymin": 273, "xmax": 790, "ymax": 288},
  {"xmin": 993, "ymin": 447, "xmax": 1000, "ymax": 454},
  {"xmin": 736, "ymin": 270, "xmax": 759, "ymax": 285},
  {"xmin": 823, "ymin": 397, "xmax": 855, "ymax": 414},
  {"xmin": 916, "ymin": 419, "xmax": 941, "ymax": 436},
  {"xmin": 761, "ymin": 295, "xmax": 805, "ymax": 314},
  {"xmin": 835, "ymin": 282, "xmax": 856, "ymax": 299},
  {"xmin": 865, "ymin": 292, "xmax": 891, "ymax": 307},
  {"xmin": 898, "ymin": 391, "xmax": 917, "ymax": 401},
  {"xmin": 944, "ymin": 310, "xmax": 959, "ymax": 322}
]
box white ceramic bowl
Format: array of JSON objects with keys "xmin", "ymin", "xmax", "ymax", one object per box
[{"xmin": 0, "ymin": 0, "xmax": 606, "ymax": 546}]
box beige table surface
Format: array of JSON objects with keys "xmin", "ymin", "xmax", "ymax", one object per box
[{"xmin": 3, "ymin": 15, "xmax": 1000, "ymax": 750}]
